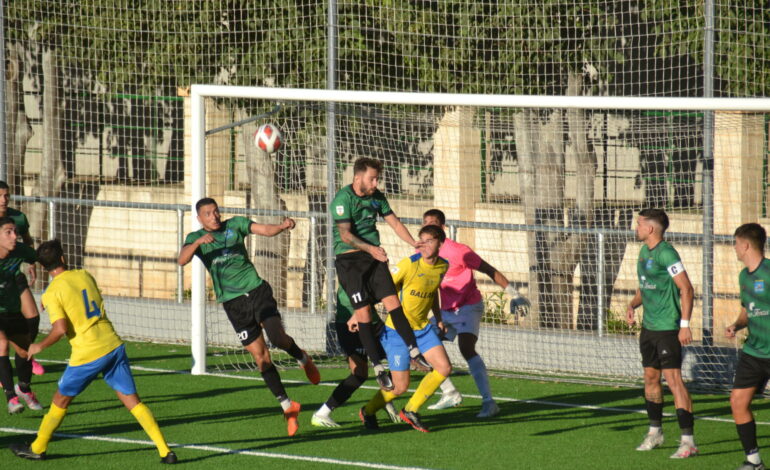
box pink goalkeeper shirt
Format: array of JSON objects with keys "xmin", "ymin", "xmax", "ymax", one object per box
[{"xmin": 438, "ymin": 238, "xmax": 483, "ymax": 310}]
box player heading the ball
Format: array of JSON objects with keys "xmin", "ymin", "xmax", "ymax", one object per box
[{"xmin": 331, "ymin": 157, "xmax": 430, "ymax": 391}]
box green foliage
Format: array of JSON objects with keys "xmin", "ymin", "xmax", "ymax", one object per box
[
  {"xmin": 5, "ymin": 1, "xmax": 767, "ymax": 103},
  {"xmin": 482, "ymin": 290, "xmax": 508, "ymax": 324},
  {"xmin": 641, "ymin": 0, "xmax": 770, "ymax": 96},
  {"xmin": 605, "ymin": 310, "xmax": 640, "ymax": 335}
]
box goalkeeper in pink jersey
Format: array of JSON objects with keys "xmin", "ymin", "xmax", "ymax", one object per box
[{"xmin": 422, "ymin": 209, "xmax": 529, "ymax": 418}]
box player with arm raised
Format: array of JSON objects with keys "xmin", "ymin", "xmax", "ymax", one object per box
[
  {"xmin": 423, "ymin": 209, "xmax": 528, "ymax": 417},
  {"xmin": 178, "ymin": 198, "xmax": 319, "ymax": 437},
  {"xmin": 9, "ymin": 239, "xmax": 177, "ymax": 463},
  {"xmin": 331, "ymin": 157, "xmax": 430, "ymax": 391},
  {"xmin": 359, "ymin": 224, "xmax": 451, "ymax": 433},
  {"xmin": 626, "ymin": 208, "xmax": 697, "ymax": 459},
  {"xmin": 0, "ymin": 181, "xmax": 44, "ymax": 377},
  {"xmin": 726, "ymin": 223, "xmax": 770, "ymax": 470},
  {"xmin": 310, "ymin": 287, "xmax": 400, "ymax": 427}
]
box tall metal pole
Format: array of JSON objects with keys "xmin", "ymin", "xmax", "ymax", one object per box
[
  {"xmin": 701, "ymin": 0, "xmax": 715, "ymax": 345},
  {"xmin": 325, "ymin": 0, "xmax": 338, "ymax": 322},
  {"xmin": 0, "ymin": 1, "xmax": 7, "ymax": 182}
]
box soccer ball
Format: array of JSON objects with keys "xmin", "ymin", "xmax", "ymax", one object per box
[{"xmin": 254, "ymin": 123, "xmax": 282, "ymax": 153}]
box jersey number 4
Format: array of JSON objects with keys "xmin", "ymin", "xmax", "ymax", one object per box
[{"xmin": 82, "ymin": 289, "xmax": 102, "ymax": 319}]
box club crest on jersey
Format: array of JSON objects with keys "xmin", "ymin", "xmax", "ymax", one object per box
[
  {"xmin": 755, "ymin": 280, "xmax": 765, "ymax": 293},
  {"xmin": 646, "ymin": 259, "xmax": 653, "ymax": 269},
  {"xmin": 335, "ymin": 205, "xmax": 344, "ymax": 216},
  {"xmin": 224, "ymin": 228, "xmax": 234, "ymax": 240},
  {"xmin": 371, "ymin": 200, "xmax": 381, "ymax": 210}
]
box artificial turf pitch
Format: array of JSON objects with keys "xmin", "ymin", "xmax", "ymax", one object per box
[{"xmin": 0, "ymin": 340, "xmax": 765, "ymax": 469}]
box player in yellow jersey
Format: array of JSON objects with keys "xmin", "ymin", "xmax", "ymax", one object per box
[
  {"xmin": 359, "ymin": 224, "xmax": 452, "ymax": 433},
  {"xmin": 9, "ymin": 240, "xmax": 177, "ymax": 464}
]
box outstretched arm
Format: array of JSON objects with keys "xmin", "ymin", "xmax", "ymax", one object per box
[
  {"xmin": 477, "ymin": 259, "xmax": 510, "ymax": 290},
  {"xmin": 250, "ymin": 217, "xmax": 295, "ymax": 237},
  {"xmin": 383, "ymin": 213, "xmax": 419, "ymax": 248}
]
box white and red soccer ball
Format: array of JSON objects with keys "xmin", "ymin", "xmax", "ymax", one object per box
[{"xmin": 254, "ymin": 123, "xmax": 282, "ymax": 153}]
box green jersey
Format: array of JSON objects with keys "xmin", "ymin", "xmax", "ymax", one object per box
[
  {"xmin": 0, "ymin": 242, "xmax": 36, "ymax": 315},
  {"xmin": 335, "ymin": 286, "xmax": 380, "ymax": 324},
  {"xmin": 637, "ymin": 240, "xmax": 685, "ymax": 331},
  {"xmin": 330, "ymin": 185, "xmax": 393, "ymax": 255},
  {"xmin": 7, "ymin": 208, "xmax": 30, "ymax": 239},
  {"xmin": 184, "ymin": 216, "xmax": 263, "ymax": 303},
  {"xmin": 739, "ymin": 258, "xmax": 770, "ymax": 359}
]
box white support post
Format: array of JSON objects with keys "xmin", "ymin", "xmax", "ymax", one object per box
[{"xmin": 190, "ymin": 90, "xmax": 207, "ymax": 375}]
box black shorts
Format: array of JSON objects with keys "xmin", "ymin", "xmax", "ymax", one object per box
[
  {"xmin": 0, "ymin": 312, "xmax": 29, "ymax": 338},
  {"xmin": 335, "ymin": 321, "xmax": 385, "ymax": 359},
  {"xmin": 15, "ymin": 272, "xmax": 29, "ymax": 292},
  {"xmin": 335, "ymin": 251, "xmax": 397, "ymax": 310},
  {"xmin": 733, "ymin": 351, "xmax": 770, "ymax": 391},
  {"xmin": 639, "ymin": 328, "xmax": 682, "ymax": 370},
  {"xmin": 222, "ymin": 282, "xmax": 281, "ymax": 346}
]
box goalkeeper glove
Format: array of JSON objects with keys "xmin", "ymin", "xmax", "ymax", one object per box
[{"xmin": 505, "ymin": 284, "xmax": 530, "ymax": 316}]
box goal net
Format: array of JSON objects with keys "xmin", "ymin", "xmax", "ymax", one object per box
[{"xmin": 191, "ymin": 86, "xmax": 770, "ymax": 390}]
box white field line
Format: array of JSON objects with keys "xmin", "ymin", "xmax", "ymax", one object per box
[
  {"xmin": 34, "ymin": 359, "xmax": 768, "ymax": 427},
  {"xmin": 0, "ymin": 426, "xmax": 433, "ymax": 470}
]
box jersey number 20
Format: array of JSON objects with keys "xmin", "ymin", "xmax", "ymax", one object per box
[{"xmin": 82, "ymin": 289, "xmax": 102, "ymax": 319}]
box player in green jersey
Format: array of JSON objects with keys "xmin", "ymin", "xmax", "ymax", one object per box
[
  {"xmin": 331, "ymin": 157, "xmax": 429, "ymax": 391},
  {"xmin": 626, "ymin": 208, "xmax": 698, "ymax": 458},
  {"xmin": 310, "ymin": 287, "xmax": 400, "ymax": 427},
  {"xmin": 0, "ymin": 217, "xmax": 42, "ymax": 414},
  {"xmin": 178, "ymin": 198, "xmax": 320, "ymax": 437},
  {"xmin": 0, "ymin": 181, "xmax": 45, "ymax": 377},
  {"xmin": 726, "ymin": 223, "xmax": 770, "ymax": 470}
]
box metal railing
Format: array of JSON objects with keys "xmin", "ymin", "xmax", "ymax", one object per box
[{"xmin": 14, "ymin": 194, "xmax": 732, "ymax": 337}]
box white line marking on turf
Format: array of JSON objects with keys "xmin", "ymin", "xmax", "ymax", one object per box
[
  {"xmin": 38, "ymin": 359, "xmax": 770, "ymax": 426},
  {"xmin": 0, "ymin": 427, "xmax": 433, "ymax": 470}
]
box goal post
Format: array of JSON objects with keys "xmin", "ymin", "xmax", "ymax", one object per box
[{"xmin": 189, "ymin": 84, "xmax": 770, "ymax": 389}]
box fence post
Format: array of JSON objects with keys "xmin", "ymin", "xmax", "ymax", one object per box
[
  {"xmin": 177, "ymin": 207, "xmax": 184, "ymax": 303},
  {"xmin": 597, "ymin": 232, "xmax": 605, "ymax": 337},
  {"xmin": 310, "ymin": 216, "xmax": 317, "ymax": 316}
]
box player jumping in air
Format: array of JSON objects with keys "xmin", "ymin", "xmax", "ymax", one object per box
[
  {"xmin": 178, "ymin": 198, "xmax": 319, "ymax": 437},
  {"xmin": 0, "ymin": 217, "xmax": 42, "ymax": 414},
  {"xmin": 626, "ymin": 208, "xmax": 698, "ymax": 459},
  {"xmin": 359, "ymin": 224, "xmax": 451, "ymax": 433},
  {"xmin": 331, "ymin": 157, "xmax": 429, "ymax": 391},
  {"xmin": 726, "ymin": 223, "xmax": 770, "ymax": 470},
  {"xmin": 9, "ymin": 239, "xmax": 177, "ymax": 463}
]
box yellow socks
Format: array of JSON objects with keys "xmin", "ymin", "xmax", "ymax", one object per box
[
  {"xmin": 364, "ymin": 389, "xmax": 398, "ymax": 415},
  {"xmin": 405, "ymin": 370, "xmax": 446, "ymax": 413},
  {"xmin": 130, "ymin": 402, "xmax": 171, "ymax": 457},
  {"xmin": 31, "ymin": 403, "xmax": 67, "ymax": 454}
]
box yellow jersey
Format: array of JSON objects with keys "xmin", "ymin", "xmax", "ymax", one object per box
[
  {"xmin": 41, "ymin": 269, "xmax": 123, "ymax": 366},
  {"xmin": 387, "ymin": 253, "xmax": 448, "ymax": 330}
]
